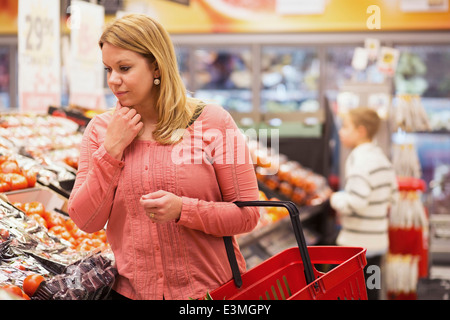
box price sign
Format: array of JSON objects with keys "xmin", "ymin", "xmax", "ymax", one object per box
[
  {"xmin": 18, "ymin": 0, "xmax": 60, "ymax": 113},
  {"xmin": 377, "ymin": 47, "xmax": 400, "ymax": 76},
  {"xmin": 69, "ymin": 1, "xmax": 105, "ymax": 110}
]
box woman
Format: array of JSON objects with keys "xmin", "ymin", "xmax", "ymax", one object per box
[{"xmin": 68, "ymin": 14, "xmax": 260, "ymax": 300}]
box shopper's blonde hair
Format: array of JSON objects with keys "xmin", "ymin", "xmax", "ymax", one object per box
[
  {"xmin": 99, "ymin": 13, "xmax": 202, "ymax": 144},
  {"xmin": 348, "ymin": 107, "xmax": 381, "ymax": 140}
]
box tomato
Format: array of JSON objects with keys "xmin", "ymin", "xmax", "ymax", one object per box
[
  {"xmin": 21, "ymin": 169, "xmax": 37, "ymax": 188},
  {"xmin": 67, "ymin": 237, "xmax": 78, "ymax": 248},
  {"xmin": 76, "ymin": 243, "xmax": 92, "ymax": 252},
  {"xmin": 0, "ymin": 155, "xmax": 9, "ymax": 165},
  {"xmin": 50, "ymin": 225, "xmax": 71, "ymax": 241},
  {"xmin": 64, "ymin": 218, "xmax": 77, "ymax": 232},
  {"xmin": 28, "ymin": 213, "xmax": 48, "ymax": 229},
  {"xmin": 70, "ymin": 227, "xmax": 87, "ymax": 240},
  {"xmin": 11, "ymin": 173, "xmax": 28, "ymax": 190},
  {"xmin": 22, "ymin": 274, "xmax": 45, "ymax": 297},
  {"xmin": 0, "ymin": 229, "xmax": 10, "ymax": 241},
  {"xmin": 0, "ymin": 180, "xmax": 11, "ymax": 192},
  {"xmin": 48, "ymin": 225, "xmax": 66, "ymax": 235},
  {"xmin": 46, "ymin": 213, "xmax": 65, "ymax": 229},
  {"xmin": 23, "ymin": 201, "xmax": 45, "ymax": 216},
  {"xmin": 78, "ymin": 237, "xmax": 94, "ymax": 247},
  {"xmin": 64, "ymin": 156, "xmax": 79, "ymax": 170},
  {"xmin": 94, "ymin": 230, "xmax": 107, "ymax": 243},
  {"xmin": 0, "ymin": 160, "xmax": 21, "ymax": 174},
  {"xmin": 90, "ymin": 238, "xmax": 104, "ymax": 248},
  {"xmin": 60, "ymin": 230, "xmax": 72, "ymax": 241},
  {"xmin": 41, "ymin": 210, "xmax": 51, "ymax": 220},
  {"xmin": 0, "ymin": 173, "xmax": 28, "ymax": 190},
  {"xmin": 1, "ymin": 284, "xmax": 24, "ymax": 298},
  {"xmin": 12, "ymin": 202, "xmax": 25, "ymax": 211}
]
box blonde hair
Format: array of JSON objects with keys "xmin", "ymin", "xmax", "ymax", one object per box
[
  {"xmin": 348, "ymin": 107, "xmax": 381, "ymax": 140},
  {"xmin": 99, "ymin": 14, "xmax": 202, "ymax": 144}
]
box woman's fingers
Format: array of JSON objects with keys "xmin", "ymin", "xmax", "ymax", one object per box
[
  {"xmin": 140, "ymin": 190, "xmax": 182, "ymax": 223},
  {"xmin": 130, "ymin": 111, "xmax": 142, "ymax": 125},
  {"xmin": 124, "ymin": 107, "xmax": 137, "ymax": 119},
  {"xmin": 104, "ymin": 104, "xmax": 143, "ymax": 159}
]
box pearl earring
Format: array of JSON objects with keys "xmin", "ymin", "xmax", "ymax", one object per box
[{"xmin": 154, "ymin": 78, "xmax": 160, "ymax": 85}]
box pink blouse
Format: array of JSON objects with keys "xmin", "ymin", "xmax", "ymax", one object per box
[{"xmin": 68, "ymin": 104, "xmax": 260, "ymax": 300}]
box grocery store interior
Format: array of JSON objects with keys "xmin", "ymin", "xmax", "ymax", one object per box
[{"xmin": 0, "ymin": 0, "xmax": 450, "ymax": 301}]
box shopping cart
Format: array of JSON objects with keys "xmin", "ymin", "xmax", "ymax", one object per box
[{"xmin": 210, "ymin": 200, "xmax": 368, "ymax": 300}]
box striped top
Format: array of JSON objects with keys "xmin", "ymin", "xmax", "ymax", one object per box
[
  {"xmin": 68, "ymin": 104, "xmax": 260, "ymax": 300},
  {"xmin": 330, "ymin": 142, "xmax": 398, "ymax": 255}
]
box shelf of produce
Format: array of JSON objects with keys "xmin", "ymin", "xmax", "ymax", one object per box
[
  {"xmin": 237, "ymin": 181, "xmax": 329, "ymax": 249},
  {"xmin": 257, "ymin": 180, "xmax": 329, "ymax": 221},
  {"xmin": 0, "ymin": 194, "xmax": 113, "ymax": 300}
]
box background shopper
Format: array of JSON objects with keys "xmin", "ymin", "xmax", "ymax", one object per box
[
  {"xmin": 330, "ymin": 107, "xmax": 398, "ymax": 299},
  {"xmin": 68, "ymin": 14, "xmax": 260, "ymax": 300}
]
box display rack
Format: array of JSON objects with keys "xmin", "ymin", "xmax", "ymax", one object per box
[{"xmin": 238, "ymin": 181, "xmax": 331, "ymax": 269}]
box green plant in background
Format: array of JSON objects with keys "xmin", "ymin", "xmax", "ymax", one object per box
[{"xmin": 395, "ymin": 52, "xmax": 428, "ymax": 95}]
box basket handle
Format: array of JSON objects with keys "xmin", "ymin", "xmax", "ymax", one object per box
[{"xmin": 231, "ymin": 200, "xmax": 316, "ymax": 286}]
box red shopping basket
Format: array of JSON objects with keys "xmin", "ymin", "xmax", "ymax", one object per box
[{"xmin": 209, "ymin": 200, "xmax": 368, "ymax": 300}]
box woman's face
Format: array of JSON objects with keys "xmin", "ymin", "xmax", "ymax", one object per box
[{"xmin": 102, "ymin": 42, "xmax": 159, "ymax": 109}]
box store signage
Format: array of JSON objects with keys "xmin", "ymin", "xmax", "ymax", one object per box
[
  {"xmin": 365, "ymin": 38, "xmax": 381, "ymax": 61},
  {"xmin": 377, "ymin": 47, "xmax": 400, "ymax": 76},
  {"xmin": 276, "ymin": 0, "xmax": 326, "ymax": 15},
  {"xmin": 401, "ymin": 0, "xmax": 448, "ymax": 12},
  {"xmin": 68, "ymin": 0, "xmax": 105, "ymax": 110},
  {"xmin": 18, "ymin": 0, "xmax": 61, "ymax": 113},
  {"xmin": 165, "ymin": 0, "xmax": 190, "ymax": 5},
  {"xmin": 351, "ymin": 47, "xmax": 369, "ymax": 71},
  {"xmin": 119, "ymin": 0, "xmax": 450, "ymax": 33}
]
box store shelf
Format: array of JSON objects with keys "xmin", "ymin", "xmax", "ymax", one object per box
[
  {"xmin": 238, "ymin": 181, "xmax": 329, "ymax": 268},
  {"xmin": 430, "ymin": 214, "xmax": 450, "ymax": 265}
]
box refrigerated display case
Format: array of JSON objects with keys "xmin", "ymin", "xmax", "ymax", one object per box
[
  {"xmin": 259, "ymin": 45, "xmax": 322, "ymax": 138},
  {"xmin": 175, "ymin": 45, "xmax": 190, "ymax": 93},
  {"xmin": 191, "ymin": 46, "xmax": 253, "ymax": 113},
  {"xmin": 260, "ymin": 46, "xmax": 319, "ymax": 114},
  {"xmin": 0, "ymin": 46, "xmax": 11, "ymax": 109}
]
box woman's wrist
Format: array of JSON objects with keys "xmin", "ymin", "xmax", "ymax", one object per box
[{"xmin": 104, "ymin": 142, "xmax": 124, "ymax": 160}]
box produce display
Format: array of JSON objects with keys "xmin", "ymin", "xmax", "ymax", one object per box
[
  {"xmin": 0, "ymin": 114, "xmax": 81, "ymax": 194},
  {"xmin": 0, "ymin": 197, "xmax": 114, "ymax": 300},
  {"xmin": 12, "ymin": 201, "xmax": 108, "ymax": 252},
  {"xmin": 0, "ymin": 113, "xmax": 81, "ymax": 151},
  {"xmin": 0, "ymin": 154, "xmax": 37, "ymax": 192},
  {"xmin": 248, "ymin": 140, "xmax": 331, "ymax": 207},
  {"xmin": 0, "ymin": 113, "xmax": 117, "ymax": 300}
]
